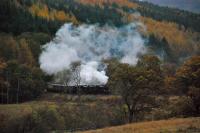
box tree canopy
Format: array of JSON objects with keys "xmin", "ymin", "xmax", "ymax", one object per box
[{"xmin": 108, "ymin": 55, "xmax": 164, "ymax": 122}]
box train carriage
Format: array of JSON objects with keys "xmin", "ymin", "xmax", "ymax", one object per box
[{"xmin": 47, "ymin": 83, "xmax": 110, "ymax": 95}]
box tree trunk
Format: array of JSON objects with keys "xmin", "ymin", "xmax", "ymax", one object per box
[
  {"xmin": 195, "ymin": 105, "xmax": 200, "ymax": 116},
  {"xmin": 128, "ymin": 111, "xmax": 134, "ymax": 123},
  {"xmin": 1, "ymin": 85, "xmax": 3, "ymax": 104},
  {"xmin": 7, "ymin": 87, "xmax": 9, "ymax": 104}
]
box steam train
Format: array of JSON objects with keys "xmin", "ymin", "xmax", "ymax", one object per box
[{"xmin": 47, "ymin": 83, "xmax": 110, "ymax": 95}]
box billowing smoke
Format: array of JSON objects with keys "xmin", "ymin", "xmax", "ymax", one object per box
[{"xmin": 39, "ymin": 23, "xmax": 146, "ymax": 85}]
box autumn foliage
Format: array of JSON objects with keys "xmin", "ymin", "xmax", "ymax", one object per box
[
  {"xmin": 29, "ymin": 4, "xmax": 78, "ymax": 24},
  {"xmin": 175, "ymin": 56, "xmax": 200, "ymax": 115},
  {"xmin": 78, "ymin": 0, "xmax": 138, "ymax": 8},
  {"xmin": 140, "ymin": 17, "xmax": 200, "ymax": 58}
]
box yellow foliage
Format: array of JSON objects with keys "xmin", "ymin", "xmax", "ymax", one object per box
[
  {"xmin": 77, "ymin": 0, "xmax": 138, "ymax": 8},
  {"xmin": 29, "ymin": 4, "xmax": 79, "ymax": 24},
  {"xmin": 140, "ymin": 17, "xmax": 200, "ymax": 56},
  {"xmin": 29, "ymin": 4, "xmax": 50, "ymax": 20}
]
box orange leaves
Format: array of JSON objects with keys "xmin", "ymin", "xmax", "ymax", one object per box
[
  {"xmin": 55, "ymin": 11, "xmax": 68, "ymax": 21},
  {"xmin": 77, "ymin": 0, "xmax": 138, "ymax": 8},
  {"xmin": 54, "ymin": 11, "xmax": 79, "ymax": 24}
]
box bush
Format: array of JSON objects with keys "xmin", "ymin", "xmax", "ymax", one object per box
[
  {"xmin": 3, "ymin": 111, "xmax": 32, "ymax": 133},
  {"xmin": 169, "ymin": 96, "xmax": 195, "ymax": 117},
  {"xmin": 58, "ymin": 102, "xmax": 126, "ymax": 131},
  {"xmin": 30, "ymin": 106, "xmax": 65, "ymax": 133},
  {"xmin": 2, "ymin": 106, "xmax": 65, "ymax": 133}
]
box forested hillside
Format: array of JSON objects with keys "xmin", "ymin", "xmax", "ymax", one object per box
[
  {"xmin": 0, "ymin": 0, "xmax": 200, "ymax": 103},
  {"xmin": 1, "ymin": 0, "xmax": 200, "ymax": 132},
  {"xmin": 1, "ymin": 0, "xmax": 199, "ymax": 60}
]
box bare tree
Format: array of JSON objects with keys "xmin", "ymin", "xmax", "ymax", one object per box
[
  {"xmin": 55, "ymin": 70, "xmax": 71, "ymax": 85},
  {"xmin": 70, "ymin": 61, "xmax": 81, "ymax": 96}
]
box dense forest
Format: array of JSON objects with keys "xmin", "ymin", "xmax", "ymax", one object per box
[{"xmin": 0, "ymin": 0, "xmax": 200, "ymax": 132}]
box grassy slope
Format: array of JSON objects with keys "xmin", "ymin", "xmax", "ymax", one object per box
[
  {"xmin": 0, "ymin": 94, "xmax": 121, "ymax": 132},
  {"xmin": 82, "ymin": 117, "xmax": 200, "ymax": 133},
  {"xmin": 0, "ymin": 93, "xmax": 120, "ymax": 118},
  {"xmin": 1, "ymin": 94, "xmax": 200, "ymax": 132}
]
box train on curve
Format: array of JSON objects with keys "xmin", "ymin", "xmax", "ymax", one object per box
[{"xmin": 47, "ymin": 83, "xmax": 110, "ymax": 95}]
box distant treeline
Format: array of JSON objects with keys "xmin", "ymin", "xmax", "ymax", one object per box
[{"xmin": 134, "ymin": 0, "xmax": 200, "ymax": 33}]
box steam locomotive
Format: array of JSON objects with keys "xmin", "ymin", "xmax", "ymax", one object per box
[{"xmin": 47, "ymin": 83, "xmax": 110, "ymax": 95}]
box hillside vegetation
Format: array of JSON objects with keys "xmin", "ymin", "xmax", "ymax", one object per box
[
  {"xmin": 0, "ymin": 0, "xmax": 200, "ymax": 132},
  {"xmin": 83, "ymin": 117, "xmax": 200, "ymax": 133},
  {"xmin": 1, "ymin": 93, "xmax": 200, "ymax": 133},
  {"xmin": 0, "ymin": 94, "xmax": 124, "ymax": 133},
  {"xmin": 0, "ymin": 0, "xmax": 199, "ymax": 64},
  {"xmin": 141, "ymin": 17, "xmax": 200, "ymax": 61},
  {"xmin": 77, "ymin": 0, "xmax": 138, "ymax": 8}
]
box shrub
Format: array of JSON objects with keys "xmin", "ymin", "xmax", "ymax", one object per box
[
  {"xmin": 2, "ymin": 106, "xmax": 65, "ymax": 133},
  {"xmin": 169, "ymin": 96, "xmax": 195, "ymax": 117}
]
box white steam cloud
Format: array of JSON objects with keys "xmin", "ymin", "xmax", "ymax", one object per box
[{"xmin": 39, "ymin": 23, "xmax": 146, "ymax": 85}]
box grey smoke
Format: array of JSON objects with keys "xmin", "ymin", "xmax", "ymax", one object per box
[{"xmin": 39, "ymin": 23, "xmax": 146, "ymax": 85}]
